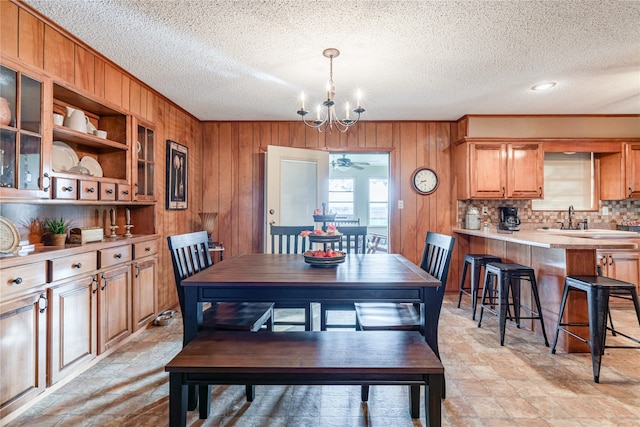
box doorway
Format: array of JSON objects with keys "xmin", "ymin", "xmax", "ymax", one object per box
[{"xmin": 328, "ymin": 152, "xmax": 390, "ymax": 250}]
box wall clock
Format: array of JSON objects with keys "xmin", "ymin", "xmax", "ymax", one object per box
[{"xmin": 412, "ymin": 167, "xmax": 438, "ymax": 195}]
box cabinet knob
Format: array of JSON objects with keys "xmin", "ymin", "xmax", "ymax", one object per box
[
  {"xmin": 72, "ymin": 262, "xmax": 82, "ymax": 269},
  {"xmin": 122, "ymin": 190, "xmax": 129, "ymax": 195},
  {"xmin": 9, "ymin": 277, "xmax": 23, "ymax": 286},
  {"xmin": 62, "ymin": 186, "xmax": 73, "ymax": 192},
  {"xmin": 101, "ymin": 273, "xmax": 107, "ymax": 290},
  {"xmin": 501, "ymin": 187, "xmax": 506, "ymax": 197},
  {"xmin": 92, "ymin": 277, "xmax": 98, "ymax": 294},
  {"xmin": 145, "ymin": 247, "xmax": 151, "ymax": 252},
  {"xmin": 106, "ymin": 188, "xmax": 114, "ymax": 194},
  {"xmin": 87, "ymin": 187, "xmax": 95, "ymax": 193},
  {"xmin": 629, "ymin": 187, "xmax": 633, "ymax": 198},
  {"xmin": 114, "ymin": 253, "xmax": 122, "ymax": 259},
  {"xmin": 538, "ymin": 186, "xmax": 542, "ymax": 197}
]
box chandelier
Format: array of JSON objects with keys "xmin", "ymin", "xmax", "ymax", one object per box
[{"xmin": 296, "ymin": 48, "xmax": 365, "ymax": 133}]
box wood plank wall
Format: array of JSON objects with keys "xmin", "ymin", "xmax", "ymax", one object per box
[{"xmin": 201, "ymin": 121, "xmax": 457, "ymax": 282}]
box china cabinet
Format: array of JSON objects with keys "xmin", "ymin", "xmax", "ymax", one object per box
[{"xmin": 0, "ymin": 63, "xmax": 50, "ymax": 199}]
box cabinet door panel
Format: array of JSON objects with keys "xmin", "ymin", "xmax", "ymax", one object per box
[
  {"xmin": 48, "ymin": 276, "xmax": 98, "ymax": 385},
  {"xmin": 0, "ymin": 290, "xmax": 47, "ymax": 418},
  {"xmin": 43, "ymin": 25, "xmax": 74, "ymax": 83},
  {"xmin": 470, "ymin": 144, "xmax": 505, "ymax": 198},
  {"xmin": 132, "ymin": 257, "xmax": 157, "ymax": 331},
  {"xmin": 625, "ymin": 143, "xmax": 640, "ymax": 198},
  {"xmin": 98, "ymin": 265, "xmax": 131, "ymax": 353},
  {"xmin": 508, "ymin": 144, "xmax": 543, "ymax": 198}
]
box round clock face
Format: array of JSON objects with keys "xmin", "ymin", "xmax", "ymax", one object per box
[{"xmin": 412, "ymin": 168, "xmax": 438, "ymax": 194}]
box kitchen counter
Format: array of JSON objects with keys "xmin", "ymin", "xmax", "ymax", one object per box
[
  {"xmin": 453, "ymin": 228, "xmax": 638, "ymax": 250},
  {"xmin": 453, "ymin": 228, "xmax": 636, "ymax": 353}
]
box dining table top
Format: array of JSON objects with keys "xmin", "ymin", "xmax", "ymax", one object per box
[{"xmin": 181, "ymin": 253, "xmax": 441, "ymax": 288}]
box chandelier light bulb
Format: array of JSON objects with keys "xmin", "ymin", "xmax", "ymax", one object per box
[{"xmin": 296, "ymin": 48, "xmax": 366, "ymax": 133}]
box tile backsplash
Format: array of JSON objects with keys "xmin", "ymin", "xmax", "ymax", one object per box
[{"xmin": 457, "ymin": 199, "xmax": 640, "ymax": 230}]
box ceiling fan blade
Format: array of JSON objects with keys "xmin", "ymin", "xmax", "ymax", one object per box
[
  {"xmin": 351, "ymin": 164, "xmax": 364, "ymax": 170},
  {"xmin": 353, "ymin": 162, "xmax": 370, "ymax": 166}
]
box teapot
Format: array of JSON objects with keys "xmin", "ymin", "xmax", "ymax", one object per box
[{"xmin": 63, "ymin": 106, "xmax": 87, "ymax": 133}]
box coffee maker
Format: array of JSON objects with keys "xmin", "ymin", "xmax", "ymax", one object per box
[{"xmin": 499, "ymin": 206, "xmax": 521, "ymax": 231}]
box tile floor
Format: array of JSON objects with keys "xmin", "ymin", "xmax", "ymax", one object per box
[{"xmin": 7, "ymin": 296, "xmax": 640, "ymax": 426}]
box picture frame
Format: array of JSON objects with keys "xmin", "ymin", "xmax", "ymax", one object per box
[{"xmin": 166, "ymin": 139, "xmax": 188, "ymax": 210}]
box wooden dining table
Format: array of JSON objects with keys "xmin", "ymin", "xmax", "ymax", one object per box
[{"xmin": 181, "ymin": 253, "xmax": 444, "ymax": 354}]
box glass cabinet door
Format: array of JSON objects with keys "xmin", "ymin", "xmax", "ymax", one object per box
[
  {"xmin": 0, "ymin": 64, "xmax": 48, "ymax": 198},
  {"xmin": 135, "ymin": 121, "xmax": 155, "ymax": 200}
]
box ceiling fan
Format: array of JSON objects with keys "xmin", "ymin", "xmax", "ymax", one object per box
[{"xmin": 332, "ymin": 154, "xmax": 370, "ymax": 171}]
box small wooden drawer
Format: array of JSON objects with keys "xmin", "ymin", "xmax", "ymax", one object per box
[
  {"xmin": 48, "ymin": 252, "xmax": 98, "ymax": 283},
  {"xmin": 79, "ymin": 179, "xmax": 99, "ymax": 201},
  {"xmin": 117, "ymin": 184, "xmax": 132, "ymax": 201},
  {"xmin": 133, "ymin": 240, "xmax": 158, "ymax": 259},
  {"xmin": 99, "ymin": 244, "xmax": 132, "ymax": 269},
  {"xmin": 52, "ymin": 177, "xmax": 77, "ymax": 200},
  {"xmin": 100, "ymin": 182, "xmax": 116, "ymax": 201},
  {"xmin": 0, "ymin": 262, "xmax": 47, "ymax": 299}
]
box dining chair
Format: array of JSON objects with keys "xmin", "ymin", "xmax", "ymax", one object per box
[
  {"xmin": 354, "ymin": 231, "xmax": 455, "ymax": 400},
  {"xmin": 167, "ymin": 231, "xmax": 275, "ymax": 411},
  {"xmin": 320, "ymin": 225, "xmax": 368, "ymax": 330},
  {"xmin": 269, "ymin": 224, "xmax": 315, "ymax": 331}
]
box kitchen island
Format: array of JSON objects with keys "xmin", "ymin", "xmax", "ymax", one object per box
[{"xmin": 453, "ymin": 228, "xmax": 637, "ymax": 352}]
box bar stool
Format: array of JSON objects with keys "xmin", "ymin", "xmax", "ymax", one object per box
[
  {"xmin": 551, "ymin": 275, "xmax": 640, "ymax": 383},
  {"xmin": 457, "ymin": 254, "xmax": 502, "ymax": 320},
  {"xmin": 478, "ymin": 262, "xmax": 549, "ymax": 347}
]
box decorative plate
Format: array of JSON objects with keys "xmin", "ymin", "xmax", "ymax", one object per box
[
  {"xmin": 0, "ymin": 216, "xmax": 21, "ymax": 254},
  {"xmin": 79, "ymin": 156, "xmax": 103, "ymax": 177},
  {"xmin": 303, "ymin": 253, "xmax": 346, "ymax": 268},
  {"xmin": 53, "ymin": 141, "xmax": 79, "ymax": 171}
]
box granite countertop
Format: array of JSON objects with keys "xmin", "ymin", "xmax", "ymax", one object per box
[{"xmin": 453, "ymin": 228, "xmax": 638, "ymax": 250}]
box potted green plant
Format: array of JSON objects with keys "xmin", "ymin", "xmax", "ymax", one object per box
[{"xmin": 44, "ymin": 217, "xmax": 71, "ymax": 246}]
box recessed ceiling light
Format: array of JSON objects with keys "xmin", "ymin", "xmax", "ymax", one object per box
[{"xmin": 531, "ymin": 82, "xmax": 557, "ymax": 91}]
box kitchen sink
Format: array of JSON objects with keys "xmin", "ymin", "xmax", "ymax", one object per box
[{"xmin": 536, "ymin": 228, "xmax": 640, "ymax": 238}]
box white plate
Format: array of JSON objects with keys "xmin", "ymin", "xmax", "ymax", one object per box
[
  {"xmin": 0, "ymin": 216, "xmax": 20, "ymax": 254},
  {"xmin": 52, "ymin": 142, "xmax": 78, "ymax": 172},
  {"xmin": 79, "ymin": 156, "xmax": 103, "ymax": 177}
]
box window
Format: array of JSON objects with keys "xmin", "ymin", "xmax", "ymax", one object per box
[
  {"xmin": 328, "ymin": 178, "xmax": 355, "ymax": 216},
  {"xmin": 369, "ymin": 178, "xmax": 388, "ymax": 226},
  {"xmin": 531, "ymin": 152, "xmax": 595, "ymax": 211}
]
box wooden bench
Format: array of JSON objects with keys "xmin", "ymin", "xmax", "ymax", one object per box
[{"xmin": 166, "ymin": 330, "xmax": 444, "ymax": 427}]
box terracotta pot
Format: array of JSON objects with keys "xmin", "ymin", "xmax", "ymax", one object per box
[
  {"xmin": 0, "ymin": 97, "xmax": 10, "ymax": 126},
  {"xmin": 50, "ymin": 233, "xmax": 67, "ymax": 246}
]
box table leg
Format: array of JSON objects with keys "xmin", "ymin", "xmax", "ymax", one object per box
[
  {"xmin": 422, "ymin": 286, "xmax": 442, "ymax": 358},
  {"xmin": 169, "ymin": 372, "xmax": 187, "ymax": 427},
  {"xmin": 425, "ymin": 374, "xmax": 443, "ymax": 427}
]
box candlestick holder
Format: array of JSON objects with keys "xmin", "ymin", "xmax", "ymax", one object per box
[
  {"xmin": 123, "ymin": 224, "xmax": 134, "ymax": 237},
  {"xmin": 109, "ymin": 225, "xmax": 119, "ymax": 238}
]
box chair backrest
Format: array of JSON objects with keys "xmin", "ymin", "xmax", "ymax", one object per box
[
  {"xmin": 269, "ymin": 225, "xmax": 314, "ymax": 254},
  {"xmin": 336, "ymin": 225, "xmax": 368, "ymax": 254},
  {"xmin": 420, "ymin": 231, "xmax": 455, "ymax": 284},
  {"xmin": 167, "ymin": 231, "xmax": 213, "ymax": 314}
]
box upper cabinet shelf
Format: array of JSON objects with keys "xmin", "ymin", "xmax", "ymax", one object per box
[{"xmin": 52, "ymin": 125, "xmax": 126, "ymax": 151}]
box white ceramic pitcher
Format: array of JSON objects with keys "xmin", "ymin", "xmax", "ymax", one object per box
[{"xmin": 64, "ymin": 106, "xmax": 87, "ymax": 132}]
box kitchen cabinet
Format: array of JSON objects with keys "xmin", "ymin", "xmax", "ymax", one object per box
[
  {"xmin": 0, "ymin": 62, "xmax": 51, "ymax": 199},
  {"xmin": 600, "ymin": 143, "xmax": 640, "ymax": 199},
  {"xmin": 454, "ymin": 140, "xmax": 543, "ymax": 199},
  {"xmin": 47, "ymin": 275, "xmax": 98, "ymax": 385},
  {"xmin": 132, "ymin": 239, "xmax": 158, "ymax": 331},
  {"xmin": 133, "ymin": 119, "xmax": 155, "ymax": 201},
  {"xmin": 598, "ymin": 250, "xmax": 640, "ymax": 307},
  {"xmin": 0, "ymin": 289, "xmax": 48, "ymax": 418},
  {"xmin": 98, "ymin": 263, "xmax": 132, "ymax": 354}
]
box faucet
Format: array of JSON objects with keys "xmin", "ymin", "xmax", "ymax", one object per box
[{"xmin": 568, "ymin": 205, "xmax": 575, "ymax": 230}]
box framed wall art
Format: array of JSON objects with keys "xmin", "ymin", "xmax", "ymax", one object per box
[{"xmin": 166, "ymin": 139, "xmax": 188, "ymax": 210}]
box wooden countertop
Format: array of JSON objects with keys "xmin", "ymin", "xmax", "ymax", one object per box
[
  {"xmin": 0, "ymin": 234, "xmax": 160, "ymax": 268},
  {"xmin": 453, "ymin": 228, "xmax": 637, "ymax": 250}
]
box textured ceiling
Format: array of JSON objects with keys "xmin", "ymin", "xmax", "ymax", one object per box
[{"xmin": 24, "ymin": 0, "xmax": 640, "ymax": 122}]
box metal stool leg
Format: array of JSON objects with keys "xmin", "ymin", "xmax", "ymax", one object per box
[
  {"xmin": 529, "ymin": 272, "xmax": 549, "ymax": 347},
  {"xmin": 457, "ymin": 259, "xmax": 470, "ymax": 308},
  {"xmin": 551, "ymin": 282, "xmax": 571, "ymax": 354}
]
